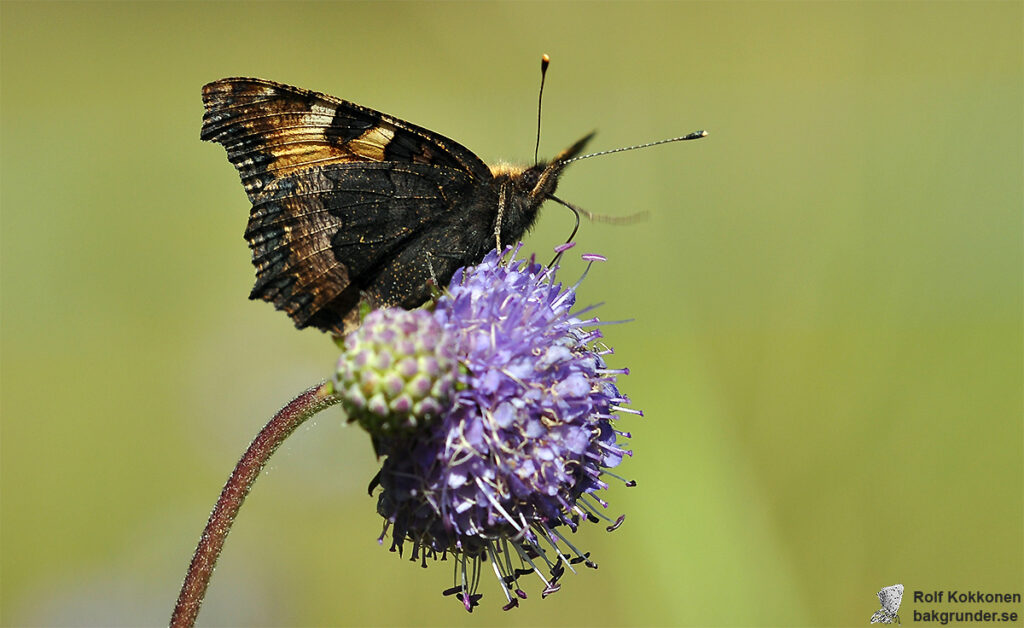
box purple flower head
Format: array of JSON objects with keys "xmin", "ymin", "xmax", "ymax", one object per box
[{"xmin": 363, "ymin": 245, "xmax": 637, "ymax": 611}]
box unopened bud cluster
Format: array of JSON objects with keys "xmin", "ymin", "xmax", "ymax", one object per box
[{"xmin": 334, "ymin": 308, "xmax": 455, "ymax": 436}]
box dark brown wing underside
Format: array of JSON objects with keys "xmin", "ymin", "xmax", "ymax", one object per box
[
  {"xmin": 244, "ymin": 162, "xmax": 478, "ymax": 334},
  {"xmin": 200, "ymin": 77, "xmax": 495, "ymax": 334},
  {"xmin": 201, "ymin": 78, "xmax": 491, "ymax": 199}
]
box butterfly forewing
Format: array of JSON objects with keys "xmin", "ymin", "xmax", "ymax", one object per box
[
  {"xmin": 879, "ymin": 585, "xmax": 903, "ymax": 612},
  {"xmin": 200, "ymin": 78, "xmax": 491, "ymax": 195}
]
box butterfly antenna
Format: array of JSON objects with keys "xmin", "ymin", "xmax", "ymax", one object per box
[
  {"xmin": 534, "ymin": 54, "xmax": 550, "ymax": 167},
  {"xmin": 555, "ymin": 194, "xmax": 649, "ymax": 225},
  {"xmin": 546, "ymin": 193, "xmax": 650, "ymax": 267},
  {"xmin": 564, "ymin": 130, "xmax": 708, "ymax": 164}
]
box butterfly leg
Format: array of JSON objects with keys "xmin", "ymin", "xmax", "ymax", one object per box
[
  {"xmin": 494, "ymin": 183, "xmax": 506, "ymax": 255},
  {"xmin": 424, "ymin": 252, "xmax": 441, "ymax": 298}
]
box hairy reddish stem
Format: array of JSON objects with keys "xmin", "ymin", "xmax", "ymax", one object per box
[{"xmin": 171, "ymin": 382, "xmax": 341, "ymax": 628}]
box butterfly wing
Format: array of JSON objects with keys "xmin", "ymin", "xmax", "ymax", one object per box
[
  {"xmin": 201, "ymin": 78, "xmax": 492, "ymax": 200},
  {"xmin": 878, "ymin": 584, "xmax": 903, "ymax": 614},
  {"xmin": 201, "ymin": 78, "xmax": 495, "ymax": 334},
  {"xmin": 870, "ymin": 584, "xmax": 903, "ymax": 624},
  {"xmin": 870, "ymin": 608, "xmax": 895, "ymax": 624}
]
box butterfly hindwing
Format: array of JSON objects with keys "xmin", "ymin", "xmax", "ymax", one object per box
[
  {"xmin": 244, "ymin": 162, "xmax": 483, "ymax": 333},
  {"xmin": 870, "ymin": 609, "xmax": 895, "ymax": 624},
  {"xmin": 201, "ymin": 78, "xmax": 497, "ymax": 334}
]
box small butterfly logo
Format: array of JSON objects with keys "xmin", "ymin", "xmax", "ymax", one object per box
[{"xmin": 870, "ymin": 583, "xmax": 904, "ymax": 624}]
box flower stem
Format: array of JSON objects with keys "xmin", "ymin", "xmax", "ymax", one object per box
[{"xmin": 170, "ymin": 382, "xmax": 341, "ymax": 628}]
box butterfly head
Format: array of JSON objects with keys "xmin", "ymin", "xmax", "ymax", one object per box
[
  {"xmin": 526, "ymin": 132, "xmax": 595, "ymax": 204},
  {"xmin": 490, "ymin": 133, "xmax": 593, "ymax": 197},
  {"xmin": 486, "ymin": 133, "xmax": 594, "ymax": 247}
]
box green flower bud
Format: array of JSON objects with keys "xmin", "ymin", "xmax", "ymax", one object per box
[{"xmin": 335, "ymin": 308, "xmax": 455, "ymax": 437}]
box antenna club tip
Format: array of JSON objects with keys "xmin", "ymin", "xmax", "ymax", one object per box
[
  {"xmin": 541, "ymin": 53, "xmax": 550, "ymax": 67},
  {"xmin": 699, "ymin": 130, "xmax": 708, "ymax": 137}
]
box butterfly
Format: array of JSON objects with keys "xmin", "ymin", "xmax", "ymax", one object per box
[
  {"xmin": 201, "ymin": 74, "xmax": 706, "ymax": 336},
  {"xmin": 870, "ymin": 583, "xmax": 904, "ymax": 624},
  {"xmin": 200, "ymin": 76, "xmax": 603, "ymax": 336}
]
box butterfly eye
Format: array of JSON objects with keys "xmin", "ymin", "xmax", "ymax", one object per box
[{"xmin": 520, "ymin": 166, "xmax": 542, "ymax": 191}]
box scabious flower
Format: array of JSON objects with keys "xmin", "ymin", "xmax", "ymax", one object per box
[{"xmin": 337, "ymin": 244, "xmax": 637, "ymax": 611}]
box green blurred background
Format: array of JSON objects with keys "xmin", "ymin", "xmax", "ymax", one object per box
[{"xmin": 2, "ymin": 2, "xmax": 1020, "ymax": 626}]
